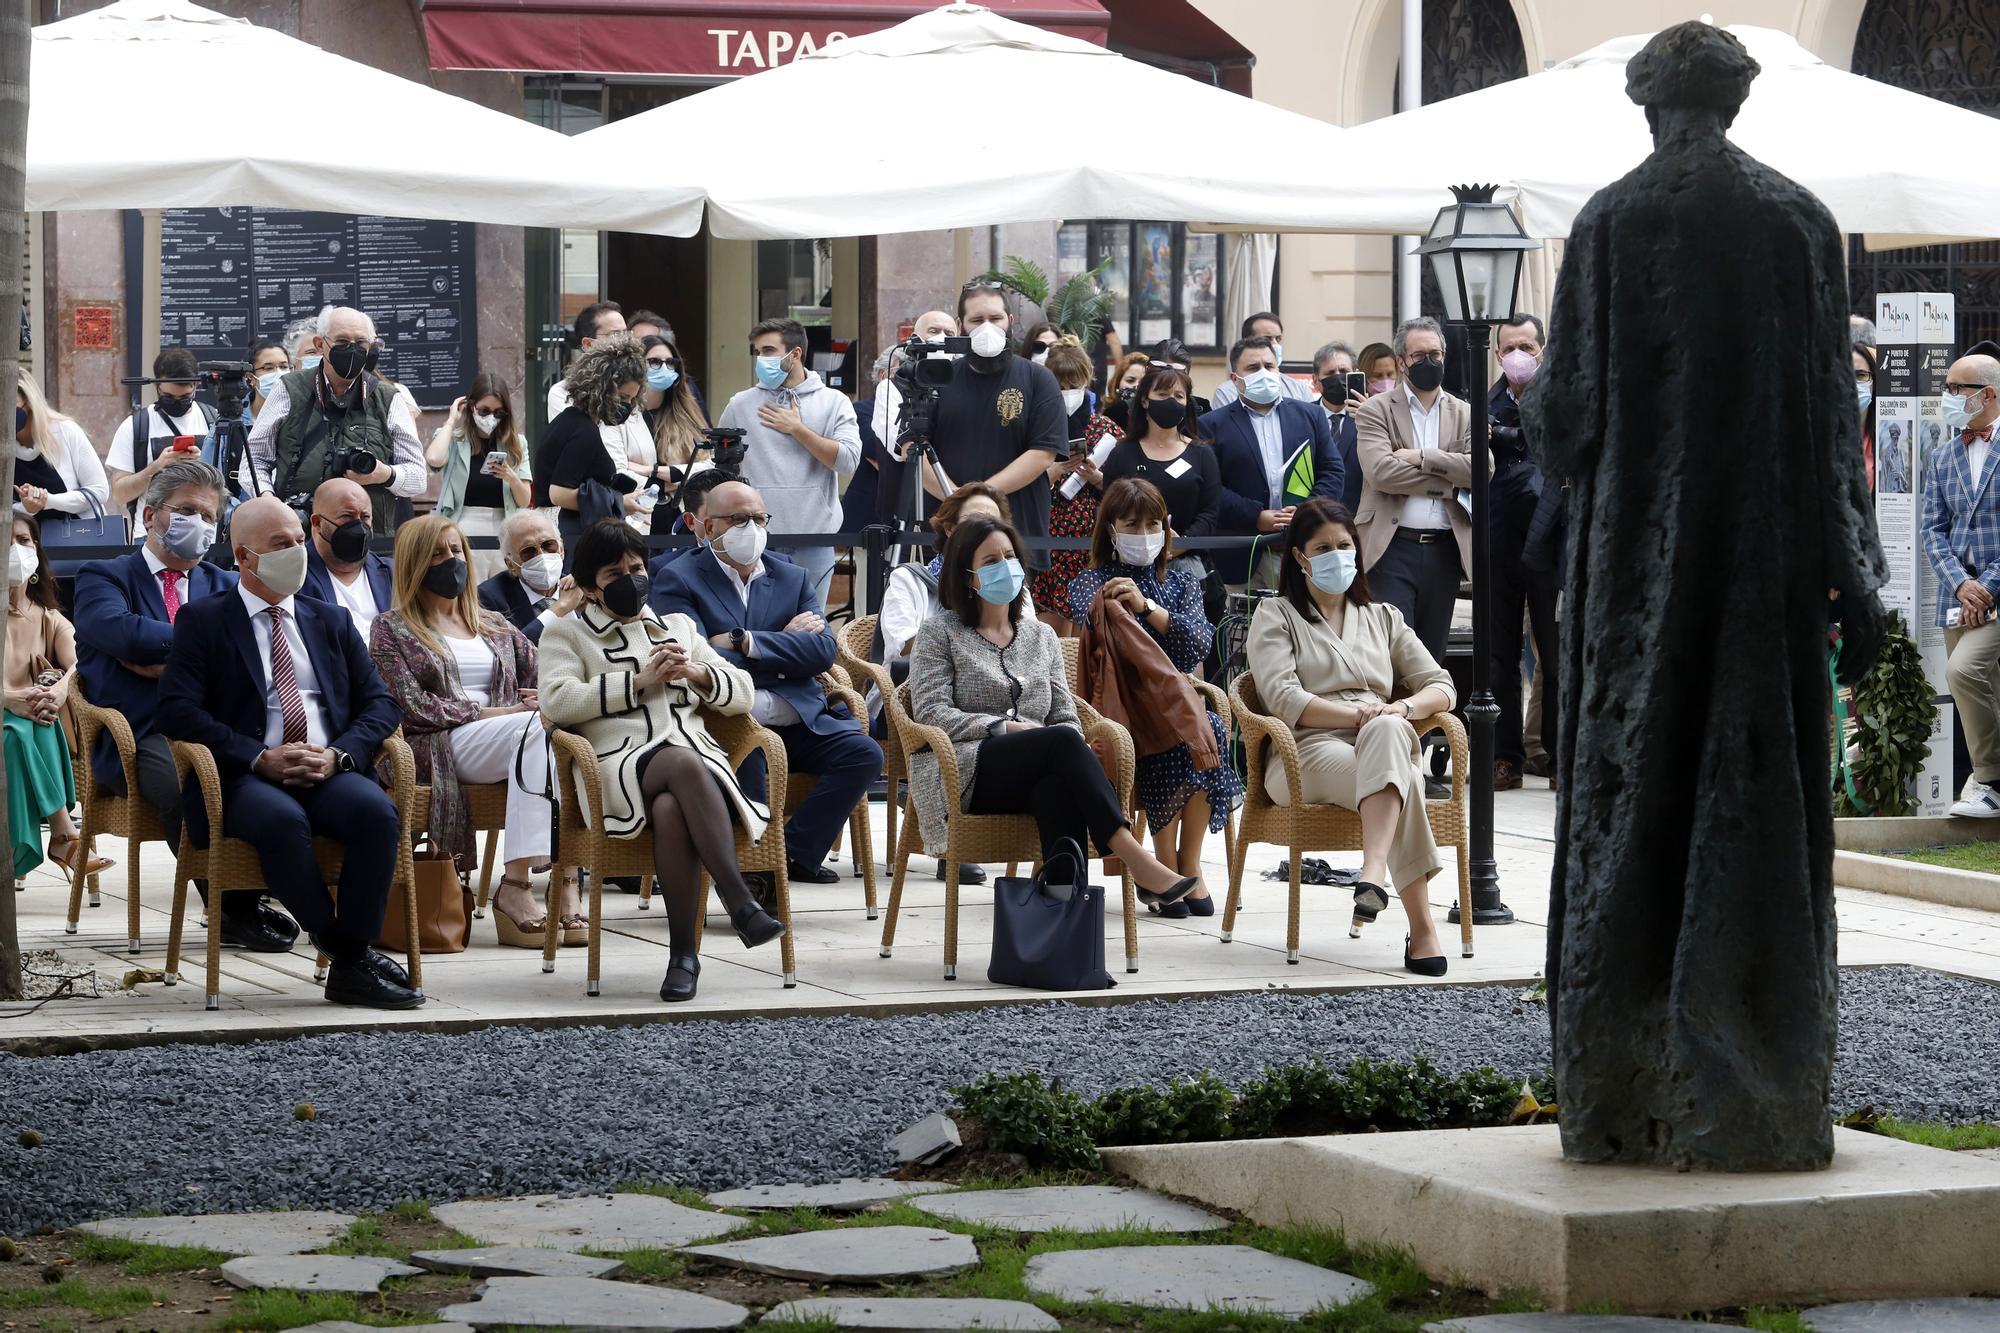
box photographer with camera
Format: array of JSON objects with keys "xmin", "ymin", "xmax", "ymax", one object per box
[
  {"xmin": 249, "ymin": 306, "xmax": 425, "ymax": 535},
  {"xmin": 107, "ymin": 347, "xmax": 219, "ymax": 520},
  {"xmin": 721, "ymin": 318, "xmax": 861, "ymax": 609},
  {"xmin": 1487, "ymin": 312, "xmax": 1557, "ymax": 792}
]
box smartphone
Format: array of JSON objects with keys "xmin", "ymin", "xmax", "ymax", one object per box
[
  {"xmin": 1067, "ymin": 437, "xmax": 1090, "ymax": 457},
  {"xmin": 481, "ymin": 452, "xmax": 506, "ymax": 475},
  {"xmin": 170, "ymin": 435, "xmax": 200, "ymax": 453},
  {"xmin": 1344, "ymin": 372, "xmax": 1367, "ymax": 399}
]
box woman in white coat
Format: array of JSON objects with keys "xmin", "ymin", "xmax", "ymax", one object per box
[
  {"xmin": 538, "ymin": 519, "xmax": 785, "ymax": 1001},
  {"xmin": 13, "ymin": 369, "xmax": 111, "ymax": 536}
]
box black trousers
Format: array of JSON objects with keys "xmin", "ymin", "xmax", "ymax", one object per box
[
  {"xmin": 1368, "ymin": 530, "xmax": 1462, "ymax": 664},
  {"xmin": 967, "ymin": 726, "xmax": 1127, "ymax": 863},
  {"xmin": 1490, "ymin": 539, "xmax": 1559, "ymax": 770}
]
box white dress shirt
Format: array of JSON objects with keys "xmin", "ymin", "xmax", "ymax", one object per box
[
  {"xmin": 325, "ymin": 567, "xmax": 381, "ymax": 639},
  {"xmin": 1970, "ymin": 427, "xmax": 1995, "ymax": 492},
  {"xmin": 1248, "ymin": 404, "xmax": 1288, "ymax": 510},
  {"xmin": 1402, "ymin": 391, "xmax": 1452, "ymax": 530},
  {"xmin": 238, "ymin": 583, "xmax": 331, "ymax": 748},
  {"xmin": 247, "ymin": 373, "xmax": 425, "ymax": 500},
  {"xmin": 707, "ymin": 550, "xmax": 801, "ymax": 727}
]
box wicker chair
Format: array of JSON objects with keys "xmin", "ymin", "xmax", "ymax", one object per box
[
  {"xmin": 877, "ymin": 678, "xmax": 1139, "ymax": 980},
  {"xmin": 837, "ymin": 616, "xmax": 906, "ymax": 871},
  {"xmin": 551, "ymin": 712, "xmax": 794, "ymax": 995},
  {"xmin": 465, "ymin": 782, "xmax": 519, "ymax": 918},
  {"xmin": 65, "ymin": 697, "xmax": 168, "ymax": 955},
  {"xmin": 1224, "ymin": 674, "xmax": 1474, "ymax": 962},
  {"xmin": 163, "ymin": 736, "xmax": 426, "ymax": 1010}
]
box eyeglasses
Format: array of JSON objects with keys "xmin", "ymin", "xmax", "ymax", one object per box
[
  {"xmin": 961, "ymin": 278, "xmax": 1006, "ymax": 293},
  {"xmin": 646, "ymin": 356, "xmax": 681, "ymax": 369},
  {"xmin": 515, "ymin": 538, "xmax": 561, "ymax": 559},
  {"xmin": 1407, "ymin": 351, "xmax": 1444, "ymax": 365},
  {"xmin": 1946, "ymin": 382, "xmax": 1990, "ymax": 395},
  {"xmin": 714, "ymin": 512, "xmax": 771, "ymax": 529}
]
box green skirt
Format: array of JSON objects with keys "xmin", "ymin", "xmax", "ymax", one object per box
[{"xmin": 4, "ymin": 711, "xmax": 76, "ymax": 877}]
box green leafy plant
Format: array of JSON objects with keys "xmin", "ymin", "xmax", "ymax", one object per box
[
  {"xmin": 975, "ymin": 254, "xmax": 1115, "ymax": 350},
  {"xmin": 951, "ymin": 1071, "xmax": 1100, "ymax": 1170},
  {"xmin": 1837, "ymin": 613, "xmax": 1937, "ymax": 817},
  {"xmin": 1092, "ymin": 1072, "xmax": 1236, "ymax": 1147}
]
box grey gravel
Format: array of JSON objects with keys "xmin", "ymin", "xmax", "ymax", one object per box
[{"xmin": 0, "ymin": 966, "xmax": 1992, "ymax": 1236}]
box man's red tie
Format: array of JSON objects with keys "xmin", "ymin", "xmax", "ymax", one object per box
[
  {"xmin": 266, "ymin": 606, "xmax": 309, "ymax": 745},
  {"xmin": 1964, "ymin": 425, "xmax": 1996, "ymax": 446},
  {"xmin": 159, "ymin": 569, "xmax": 181, "ymax": 624}
]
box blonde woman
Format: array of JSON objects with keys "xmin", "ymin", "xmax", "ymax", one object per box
[
  {"xmin": 13, "ymin": 369, "xmax": 111, "ymax": 535},
  {"xmin": 427, "ymin": 373, "xmax": 530, "ymax": 582},
  {"xmin": 368, "ymin": 515, "xmax": 580, "ymax": 946}
]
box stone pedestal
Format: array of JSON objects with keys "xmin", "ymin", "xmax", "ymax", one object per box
[{"xmin": 1101, "ymin": 1126, "xmax": 2000, "ymax": 1314}]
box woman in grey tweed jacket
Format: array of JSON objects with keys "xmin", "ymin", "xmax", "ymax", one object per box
[{"xmin": 906, "ymin": 514, "xmax": 1198, "ymax": 906}]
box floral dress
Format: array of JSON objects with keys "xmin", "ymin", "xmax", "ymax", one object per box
[
  {"xmin": 1031, "ymin": 411, "xmax": 1121, "ymax": 615},
  {"xmin": 1067, "ymin": 562, "xmax": 1242, "ymax": 834}
]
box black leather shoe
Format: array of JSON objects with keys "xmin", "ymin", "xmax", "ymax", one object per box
[
  {"xmin": 730, "ymin": 903, "xmax": 786, "ymax": 949},
  {"xmin": 1404, "ymin": 934, "xmax": 1448, "ymax": 978},
  {"xmin": 659, "ymin": 952, "xmax": 701, "ymax": 1002},
  {"xmin": 1352, "ymin": 882, "xmax": 1390, "ymax": 923},
  {"xmin": 788, "ymin": 859, "xmax": 840, "ymax": 885},
  {"xmin": 1135, "ymin": 874, "xmax": 1197, "ymax": 909},
  {"xmin": 323, "ymin": 959, "xmax": 424, "ymax": 1009},
  {"xmin": 742, "ymin": 872, "xmax": 776, "ymax": 914},
  {"xmin": 957, "ymin": 863, "xmax": 987, "ymax": 885},
  {"xmin": 359, "ymin": 949, "xmax": 411, "ymax": 991},
  {"xmin": 220, "ymin": 905, "xmax": 297, "ymax": 953}
]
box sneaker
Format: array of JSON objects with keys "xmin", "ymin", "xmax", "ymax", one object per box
[{"xmin": 1951, "ymin": 780, "xmax": 2000, "ymax": 819}]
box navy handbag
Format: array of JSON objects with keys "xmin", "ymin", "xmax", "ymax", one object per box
[{"xmin": 988, "ymin": 838, "xmax": 1115, "ymax": 991}]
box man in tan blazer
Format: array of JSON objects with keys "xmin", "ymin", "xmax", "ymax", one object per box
[{"xmin": 1351, "ymin": 316, "xmax": 1476, "ymax": 663}]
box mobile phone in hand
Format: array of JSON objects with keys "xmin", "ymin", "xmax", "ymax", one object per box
[{"xmin": 1345, "ymin": 372, "xmax": 1367, "ymax": 399}]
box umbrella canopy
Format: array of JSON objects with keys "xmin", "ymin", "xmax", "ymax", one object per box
[
  {"xmin": 25, "ymin": 0, "xmax": 703, "ymax": 235},
  {"xmin": 579, "ymin": 2, "xmax": 1351, "ymax": 240}
]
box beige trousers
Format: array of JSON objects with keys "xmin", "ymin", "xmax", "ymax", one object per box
[
  {"xmin": 1265, "ymin": 714, "xmax": 1443, "ymax": 890},
  {"xmin": 1948, "ymin": 621, "xmax": 2000, "ymax": 782}
]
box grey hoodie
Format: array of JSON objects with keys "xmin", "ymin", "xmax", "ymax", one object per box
[{"xmin": 720, "ymin": 370, "xmax": 862, "ymax": 537}]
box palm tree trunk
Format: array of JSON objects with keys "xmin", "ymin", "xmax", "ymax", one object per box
[{"xmin": 0, "ymin": 0, "xmax": 30, "ymax": 1000}]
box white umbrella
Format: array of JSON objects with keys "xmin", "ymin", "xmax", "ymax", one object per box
[
  {"xmin": 26, "ymin": 0, "xmax": 703, "ymax": 235},
  {"xmin": 579, "ymin": 2, "xmax": 1351, "ymax": 240}
]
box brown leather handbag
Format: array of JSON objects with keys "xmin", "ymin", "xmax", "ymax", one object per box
[{"xmin": 376, "ymin": 837, "xmax": 474, "ymax": 954}]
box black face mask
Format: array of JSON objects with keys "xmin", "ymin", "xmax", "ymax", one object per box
[
  {"xmin": 1145, "ymin": 398, "xmax": 1188, "ymax": 431},
  {"xmin": 326, "ymin": 341, "xmax": 371, "ymax": 380},
  {"xmin": 422, "ymin": 557, "xmax": 468, "ymax": 599},
  {"xmin": 321, "ymin": 517, "xmax": 370, "ymax": 564},
  {"xmin": 157, "ymin": 393, "xmax": 195, "ymax": 419},
  {"xmin": 605, "ymin": 398, "xmax": 636, "ymax": 424},
  {"xmin": 600, "ymin": 571, "xmax": 649, "ymax": 618},
  {"xmin": 13, "ymin": 407, "xmax": 26, "ymax": 435},
  {"xmin": 1405, "ymin": 358, "xmax": 1445, "ymax": 393},
  {"xmin": 1320, "ymin": 375, "xmax": 1347, "ymax": 404}
]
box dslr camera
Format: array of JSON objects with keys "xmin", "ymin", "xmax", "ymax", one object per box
[
  {"xmin": 696, "ymin": 426, "xmax": 749, "ymax": 478},
  {"xmin": 329, "ymin": 445, "xmax": 380, "ymax": 479}
]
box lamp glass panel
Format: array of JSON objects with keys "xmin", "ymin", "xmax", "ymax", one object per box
[{"xmin": 1428, "ymin": 250, "xmax": 1467, "ymax": 322}]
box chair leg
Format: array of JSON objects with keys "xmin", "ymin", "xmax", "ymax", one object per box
[
  {"xmin": 883, "ymin": 778, "xmax": 899, "ymax": 878},
  {"xmin": 880, "ymin": 799, "xmax": 917, "ymax": 957},
  {"xmin": 1286, "ymin": 847, "xmax": 1303, "ymax": 965},
  {"xmin": 639, "ymin": 874, "xmax": 653, "ymax": 910},
  {"xmin": 1005, "ymin": 860, "xmax": 1017, "ymax": 879},
  {"xmin": 1458, "ymin": 833, "xmax": 1475, "ymax": 958},
  {"xmin": 400, "ymin": 848, "xmax": 424, "ymax": 996},
  {"xmin": 776, "ymin": 861, "xmax": 797, "ymax": 989},
  {"xmin": 87, "ymin": 864, "xmax": 101, "ymax": 909},
  {"xmin": 64, "ymin": 810, "xmax": 90, "ymax": 936},
  {"xmin": 587, "ymin": 856, "xmax": 605, "ymax": 997},
  {"xmin": 475, "ymin": 826, "xmax": 500, "ymax": 917},
  {"xmin": 942, "ymin": 856, "xmax": 961, "ymax": 981},
  {"xmin": 853, "ymin": 804, "xmax": 878, "ymax": 921},
  {"xmin": 313, "ymin": 950, "xmax": 330, "ymax": 984},
  {"xmin": 542, "ymin": 868, "xmax": 562, "ymax": 973},
  {"xmin": 1222, "ymin": 826, "xmax": 1250, "ymax": 943},
  {"xmin": 206, "ymin": 881, "xmax": 225, "ymax": 1011},
  {"xmin": 126, "ymin": 842, "xmax": 143, "ymax": 955},
  {"xmin": 1120, "ymin": 869, "xmax": 1138, "ymax": 974},
  {"xmin": 163, "ymin": 869, "xmax": 189, "ymax": 985}
]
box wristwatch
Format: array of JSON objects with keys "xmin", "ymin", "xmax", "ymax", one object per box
[
  {"xmin": 729, "ymin": 627, "xmax": 747, "ymax": 653},
  {"xmin": 333, "ymin": 750, "xmax": 357, "ymax": 774}
]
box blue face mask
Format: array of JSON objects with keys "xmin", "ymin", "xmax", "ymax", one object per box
[
  {"xmin": 1241, "ymin": 368, "xmax": 1284, "ymax": 406},
  {"xmin": 975, "ymin": 557, "xmax": 1026, "ymax": 606},
  {"xmin": 298, "ymin": 354, "xmax": 322, "ymax": 373},
  {"xmin": 647, "ymin": 363, "xmax": 680, "ymax": 392},
  {"xmin": 754, "ymin": 354, "xmax": 788, "ymax": 389},
  {"xmin": 1306, "ymin": 547, "xmax": 1357, "ymax": 595},
  {"xmin": 1856, "ymin": 382, "xmax": 1872, "ymax": 414},
  {"xmin": 257, "ymin": 371, "xmax": 283, "ymax": 397}
]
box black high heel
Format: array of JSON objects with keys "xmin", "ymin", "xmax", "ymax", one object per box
[
  {"xmin": 1350, "ymin": 881, "xmax": 1389, "ymax": 938},
  {"xmin": 1403, "ymin": 934, "xmax": 1447, "ymax": 978},
  {"xmin": 1135, "ymin": 874, "xmax": 1198, "ymax": 909},
  {"xmin": 730, "ymin": 903, "xmax": 785, "ymax": 948},
  {"xmin": 660, "ymin": 952, "xmax": 701, "ymax": 1002}
]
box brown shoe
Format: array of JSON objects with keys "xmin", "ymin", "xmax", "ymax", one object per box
[{"xmin": 1494, "ymin": 760, "xmax": 1523, "ymax": 791}]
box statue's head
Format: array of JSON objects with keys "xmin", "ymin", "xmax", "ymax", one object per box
[{"xmin": 1628, "ymin": 22, "xmax": 1759, "ymax": 137}]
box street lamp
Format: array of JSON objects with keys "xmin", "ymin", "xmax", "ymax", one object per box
[{"xmin": 1416, "ymin": 184, "xmax": 1541, "ymax": 928}]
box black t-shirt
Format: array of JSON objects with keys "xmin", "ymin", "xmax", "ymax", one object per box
[
  {"xmin": 1101, "ymin": 436, "xmax": 1220, "ymax": 538},
  {"xmin": 536, "ymin": 407, "xmax": 613, "ymax": 506},
  {"xmin": 930, "ymin": 355, "xmax": 1065, "ymax": 565},
  {"xmin": 463, "ymin": 439, "xmax": 506, "ymax": 510}
]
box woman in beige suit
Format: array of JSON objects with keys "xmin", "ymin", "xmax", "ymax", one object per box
[
  {"xmin": 538, "ymin": 519, "xmax": 785, "ymax": 1001},
  {"xmin": 1244, "ymin": 499, "xmax": 1456, "ymax": 975}
]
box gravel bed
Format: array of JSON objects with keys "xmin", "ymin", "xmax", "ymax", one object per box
[{"xmin": 0, "ymin": 966, "xmax": 1990, "ymax": 1236}]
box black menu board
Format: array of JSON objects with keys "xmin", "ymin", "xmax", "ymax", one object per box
[{"xmin": 155, "ymin": 207, "xmax": 477, "ymax": 410}]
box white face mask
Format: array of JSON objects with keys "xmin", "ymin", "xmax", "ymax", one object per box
[
  {"xmin": 968, "ymin": 322, "xmax": 1009, "ymax": 359},
  {"xmin": 1113, "ymin": 531, "xmax": 1165, "ymax": 567},
  {"xmin": 250, "ymin": 543, "xmax": 309, "ymax": 599},
  {"xmin": 520, "ymin": 551, "xmax": 563, "ymax": 594},
  {"xmin": 719, "ymin": 520, "xmax": 768, "ymax": 566},
  {"xmin": 1270, "ymin": 340, "xmax": 1285, "ymax": 364},
  {"xmin": 1241, "ymin": 368, "xmax": 1284, "ymax": 406},
  {"xmin": 1031, "ymin": 350, "xmax": 1049, "ymax": 366},
  {"xmin": 1061, "ymin": 388, "xmax": 1087, "ymax": 416},
  {"xmin": 7, "ymin": 543, "xmax": 36, "ymax": 586},
  {"xmin": 472, "ymin": 411, "xmax": 501, "ymax": 436}
]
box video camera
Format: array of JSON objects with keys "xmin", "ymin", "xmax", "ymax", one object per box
[
  {"xmin": 195, "ymin": 360, "xmax": 253, "ymax": 416},
  {"xmin": 695, "ymin": 426, "xmax": 749, "ymax": 477},
  {"xmin": 890, "ymin": 334, "xmax": 973, "ymax": 459}
]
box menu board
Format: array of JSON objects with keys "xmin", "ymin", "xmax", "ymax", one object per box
[{"xmin": 156, "ymin": 207, "xmax": 477, "ymax": 409}]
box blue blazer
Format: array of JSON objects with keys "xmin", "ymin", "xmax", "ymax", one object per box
[
  {"xmin": 649, "ymin": 548, "xmax": 850, "ymax": 737},
  {"xmin": 1203, "ymin": 398, "xmax": 1344, "ymax": 583},
  {"xmin": 301, "ymin": 543, "xmax": 394, "ymax": 611},
  {"xmin": 1323, "ymin": 407, "xmax": 1363, "ymax": 514},
  {"xmin": 155, "ymin": 590, "xmax": 402, "ymax": 791},
  {"xmin": 1922, "ymin": 432, "xmax": 2000, "ymax": 627},
  {"xmin": 477, "ymin": 569, "xmax": 547, "ymax": 645},
  {"xmin": 73, "ymin": 551, "xmax": 238, "ymax": 787}
]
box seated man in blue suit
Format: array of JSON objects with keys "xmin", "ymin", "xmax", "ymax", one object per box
[
  {"xmin": 156, "ymin": 495, "xmax": 418, "ymax": 1010},
  {"xmin": 651, "ymin": 478, "xmax": 882, "ymax": 888},
  {"xmin": 300, "ymin": 477, "xmax": 394, "ymax": 638},
  {"xmin": 1203, "ymin": 335, "xmax": 1343, "ymax": 589},
  {"xmin": 73, "ymin": 458, "xmax": 298, "ymax": 953},
  {"xmin": 478, "ymin": 509, "xmax": 583, "ymax": 646}
]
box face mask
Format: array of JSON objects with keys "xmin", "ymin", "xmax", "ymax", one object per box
[
  {"xmin": 646, "ymin": 364, "xmax": 680, "ymax": 392},
  {"xmin": 320, "ymin": 516, "xmax": 370, "ymax": 564},
  {"xmin": 1241, "ymin": 369, "xmax": 1284, "ymax": 406},
  {"xmin": 298, "ymin": 354, "xmax": 322, "ymax": 373},
  {"xmin": 12, "ymin": 406, "xmax": 25, "ymax": 435},
  {"xmin": 520, "ymin": 551, "xmax": 563, "ymax": 594},
  {"xmin": 1306, "ymin": 547, "xmax": 1357, "ymax": 595},
  {"xmin": 472, "ymin": 411, "xmax": 502, "ymax": 436},
  {"xmin": 160, "ymin": 511, "xmax": 216, "ymax": 561},
  {"xmin": 1061, "ymin": 388, "xmax": 1087, "ymax": 416},
  {"xmin": 1032, "ymin": 350, "xmax": 1049, "ymax": 366},
  {"xmin": 1405, "ymin": 358, "xmax": 1445, "ymax": 393},
  {"xmin": 1269, "ymin": 341, "xmax": 1285, "ymax": 364},
  {"xmin": 719, "ymin": 520, "xmax": 768, "ymax": 566},
  {"xmin": 754, "ymin": 354, "xmax": 788, "ymax": 389},
  {"xmin": 605, "ymin": 397, "xmax": 636, "ymax": 424},
  {"xmin": 600, "ymin": 571, "xmax": 649, "ymax": 618},
  {"xmin": 968, "ymin": 322, "xmax": 1009, "ymax": 359},
  {"xmin": 975, "ymin": 556, "xmax": 1026, "ymax": 606},
  {"xmin": 1943, "ymin": 392, "xmax": 1980, "ymax": 432},
  {"xmin": 256, "ymin": 371, "xmax": 283, "ymax": 397},
  {"xmin": 1499, "ymin": 349, "xmax": 1539, "ymax": 386},
  {"xmin": 1114, "ymin": 531, "xmax": 1165, "ymax": 566},
  {"xmin": 326, "ymin": 341, "xmax": 370, "ymax": 379},
  {"xmin": 1320, "ymin": 375, "xmax": 1348, "ymax": 403},
  {"xmin": 250, "ymin": 543, "xmax": 309, "ymax": 599},
  {"xmin": 423, "ymin": 557, "xmax": 468, "ymax": 599},
  {"xmin": 1146, "ymin": 398, "xmax": 1188, "ymax": 431},
  {"xmin": 157, "ymin": 394, "xmax": 194, "ymax": 419},
  {"xmin": 1367, "ymin": 378, "xmax": 1394, "ymax": 395},
  {"xmin": 1856, "ymin": 382, "xmax": 1873, "ymax": 414},
  {"xmin": 7, "ymin": 544, "xmax": 36, "ymax": 586}
]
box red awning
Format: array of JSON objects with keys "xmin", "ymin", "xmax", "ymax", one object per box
[
  {"xmin": 1101, "ymin": 0, "xmax": 1254, "ymax": 95},
  {"xmin": 422, "ymin": 0, "xmax": 1112, "ymax": 77}
]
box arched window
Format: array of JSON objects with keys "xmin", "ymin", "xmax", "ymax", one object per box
[{"xmin": 1849, "ymin": 1, "xmax": 2000, "ymax": 346}]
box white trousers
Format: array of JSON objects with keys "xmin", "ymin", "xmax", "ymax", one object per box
[{"xmin": 447, "ymin": 711, "xmax": 553, "ymax": 865}]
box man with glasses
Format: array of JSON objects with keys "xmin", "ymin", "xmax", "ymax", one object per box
[
  {"xmin": 1352, "ymin": 316, "xmax": 1476, "ymax": 664},
  {"xmin": 477, "ymin": 510, "xmax": 582, "ymax": 646},
  {"xmin": 249, "ymin": 305, "xmax": 424, "ymax": 534},
  {"xmin": 1924, "ymin": 353, "xmax": 2000, "ymax": 818},
  {"xmin": 652, "ymin": 479, "xmax": 882, "ymax": 888}
]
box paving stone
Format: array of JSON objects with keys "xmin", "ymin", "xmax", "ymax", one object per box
[
  {"xmin": 893, "ymin": 1112, "xmax": 961, "ymax": 1165},
  {"xmin": 436, "ymin": 1275, "xmax": 749, "ymax": 1330},
  {"xmin": 1024, "ymin": 1244, "xmax": 1372, "ymax": 1320},
  {"xmin": 683, "ymin": 1226, "xmax": 978, "ymax": 1282},
  {"xmin": 76, "ymin": 1210, "xmax": 357, "ymax": 1255},
  {"xmin": 280, "ymin": 1324, "xmax": 474, "ymax": 1333},
  {"xmin": 1803, "ymin": 1298, "xmax": 2000, "ymax": 1331},
  {"xmin": 705, "ymin": 1177, "xmax": 956, "ymax": 1212},
  {"xmin": 912, "ymin": 1185, "xmax": 1227, "ymax": 1234},
  {"xmin": 1421, "ymin": 1319, "xmax": 1708, "ymax": 1331},
  {"xmin": 220, "ymin": 1254, "xmax": 420, "ymax": 1293},
  {"xmin": 431, "ymin": 1193, "xmax": 747, "ymax": 1252},
  {"xmin": 409, "ymin": 1244, "xmax": 626, "ymax": 1278},
  {"xmin": 762, "ymin": 1297, "xmax": 1061, "ymax": 1330}
]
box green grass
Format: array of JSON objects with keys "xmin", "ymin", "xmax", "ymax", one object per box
[
  {"xmin": 213, "ymin": 1289, "xmax": 439, "ymax": 1330},
  {"xmin": 387, "ymin": 1200, "xmax": 434, "ymax": 1223},
  {"xmin": 1870, "ymin": 1115, "xmax": 2000, "ymax": 1151},
  {"xmin": 0, "ymin": 1278, "xmax": 160, "ymax": 1318},
  {"xmin": 323, "ymin": 1215, "xmax": 414, "ymax": 1261},
  {"xmin": 66, "ymin": 1233, "xmax": 229, "ymax": 1275},
  {"xmin": 611, "ymin": 1179, "xmax": 716, "ymax": 1209},
  {"xmin": 583, "ymin": 1246, "xmax": 689, "ymax": 1279},
  {"xmin": 1885, "ymin": 841, "xmax": 2000, "ymax": 873},
  {"xmin": 1745, "ymin": 1310, "xmax": 1811, "ymax": 1333}
]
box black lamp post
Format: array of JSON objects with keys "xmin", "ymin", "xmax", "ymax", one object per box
[{"xmin": 1415, "ymin": 184, "xmax": 1540, "ymax": 927}]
